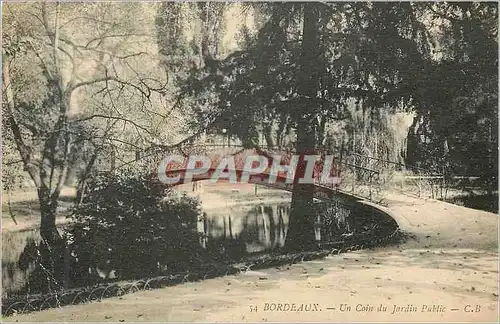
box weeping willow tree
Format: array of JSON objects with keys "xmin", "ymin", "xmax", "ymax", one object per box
[
  {"xmin": 323, "ymin": 101, "xmax": 412, "ymax": 166},
  {"xmin": 350, "ymin": 110, "xmax": 411, "ymax": 165}
]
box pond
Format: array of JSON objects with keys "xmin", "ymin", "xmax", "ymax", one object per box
[
  {"xmin": 2, "ymin": 201, "xmax": 301, "ymax": 296},
  {"xmin": 2, "ymin": 196, "xmax": 401, "ymax": 300}
]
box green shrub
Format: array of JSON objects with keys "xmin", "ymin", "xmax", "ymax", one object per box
[{"xmin": 66, "ymin": 169, "xmax": 204, "ymax": 284}]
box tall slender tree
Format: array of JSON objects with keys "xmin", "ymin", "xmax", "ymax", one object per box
[{"xmin": 285, "ymin": 3, "xmax": 321, "ymax": 251}]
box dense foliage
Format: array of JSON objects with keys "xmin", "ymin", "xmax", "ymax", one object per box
[
  {"xmin": 66, "ymin": 170, "xmax": 204, "ymax": 284},
  {"xmin": 407, "ymin": 3, "xmax": 498, "ymax": 190}
]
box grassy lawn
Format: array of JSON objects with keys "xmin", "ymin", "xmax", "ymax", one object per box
[{"xmin": 2, "ymin": 187, "xmax": 76, "ymax": 231}]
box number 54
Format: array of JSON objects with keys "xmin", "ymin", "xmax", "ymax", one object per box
[{"xmin": 249, "ymin": 305, "xmax": 258, "ymax": 313}]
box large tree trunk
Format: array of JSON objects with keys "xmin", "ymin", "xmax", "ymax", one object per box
[
  {"xmin": 284, "ymin": 118, "xmax": 318, "ymax": 251},
  {"xmin": 37, "ymin": 185, "xmax": 65, "ymax": 292},
  {"xmin": 284, "ymin": 3, "xmax": 320, "ymax": 252},
  {"xmin": 38, "ymin": 186, "xmax": 62, "ymax": 245}
]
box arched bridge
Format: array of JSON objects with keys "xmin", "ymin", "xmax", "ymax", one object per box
[
  {"xmin": 149, "ymin": 145, "xmax": 400, "ymax": 248},
  {"xmin": 151, "ymin": 145, "xmax": 365, "ymax": 205}
]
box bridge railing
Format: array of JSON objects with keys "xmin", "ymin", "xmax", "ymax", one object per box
[
  {"xmin": 341, "ymin": 152, "xmax": 446, "ymax": 200},
  {"xmin": 319, "ymin": 159, "xmax": 382, "ymax": 202},
  {"xmin": 141, "ymin": 143, "xmax": 451, "ymax": 202},
  {"xmin": 141, "ymin": 144, "xmax": 388, "ymax": 202}
]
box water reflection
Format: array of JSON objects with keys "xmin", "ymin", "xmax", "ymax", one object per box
[
  {"xmin": 201, "ymin": 203, "xmax": 291, "ymax": 255},
  {"xmin": 3, "ymin": 200, "xmax": 359, "ymax": 296},
  {"xmin": 2, "ymin": 227, "xmax": 67, "ymax": 296},
  {"xmin": 2, "ymin": 198, "xmax": 402, "ymax": 297}
]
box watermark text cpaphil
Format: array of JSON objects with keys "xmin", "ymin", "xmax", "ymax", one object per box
[{"xmin": 156, "ymin": 154, "xmax": 342, "ymax": 185}]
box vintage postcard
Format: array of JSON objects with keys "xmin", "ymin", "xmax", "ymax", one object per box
[{"xmin": 2, "ymin": 1, "xmax": 498, "ymax": 322}]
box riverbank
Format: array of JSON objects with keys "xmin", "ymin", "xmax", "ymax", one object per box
[
  {"xmin": 1, "ymin": 184, "xmax": 292, "ymax": 233},
  {"xmin": 2, "ymin": 187, "xmax": 76, "ymax": 233},
  {"xmin": 4, "ymin": 190, "xmax": 498, "ymax": 322}
]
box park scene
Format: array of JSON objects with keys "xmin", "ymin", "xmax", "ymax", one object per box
[{"xmin": 2, "ymin": 2, "xmax": 498, "ymax": 322}]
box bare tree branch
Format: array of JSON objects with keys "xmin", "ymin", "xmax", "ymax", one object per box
[
  {"xmin": 73, "ymin": 114, "xmax": 155, "ymax": 137},
  {"xmin": 85, "ymin": 33, "xmax": 152, "ymax": 49},
  {"xmin": 69, "ymin": 75, "xmax": 156, "ymax": 99},
  {"xmin": 2, "ymin": 63, "xmax": 41, "ymax": 188},
  {"xmin": 27, "ymin": 38, "xmax": 55, "ymax": 81},
  {"xmin": 59, "ymin": 15, "xmax": 118, "ymax": 30}
]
